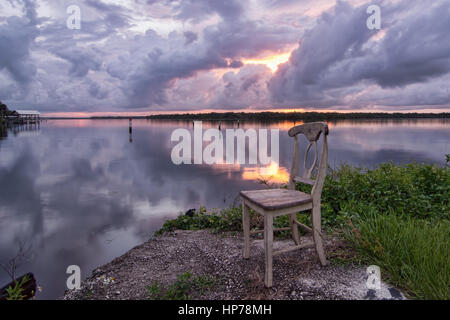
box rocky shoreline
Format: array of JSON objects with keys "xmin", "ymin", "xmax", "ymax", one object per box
[{"xmin": 63, "ymin": 230, "xmax": 405, "ymax": 300}]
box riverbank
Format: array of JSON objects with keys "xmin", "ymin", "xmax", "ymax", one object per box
[
  {"xmin": 145, "ymin": 111, "xmax": 450, "ymax": 122},
  {"xmin": 64, "ymin": 160, "xmax": 449, "ymax": 300},
  {"xmin": 63, "ymin": 230, "xmax": 404, "ymax": 300}
]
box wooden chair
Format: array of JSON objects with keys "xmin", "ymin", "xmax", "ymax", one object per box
[{"xmin": 240, "ymin": 122, "xmax": 329, "ymax": 287}]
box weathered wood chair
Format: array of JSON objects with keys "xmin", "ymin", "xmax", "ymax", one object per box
[{"xmin": 240, "ymin": 122, "xmax": 329, "ymax": 287}]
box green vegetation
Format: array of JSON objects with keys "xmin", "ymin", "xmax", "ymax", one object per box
[
  {"xmin": 0, "ymin": 100, "xmax": 15, "ymax": 119},
  {"xmin": 5, "ymin": 274, "xmax": 31, "ymax": 300},
  {"xmin": 0, "ymin": 100, "xmax": 16, "ymax": 129},
  {"xmin": 147, "ymin": 272, "xmax": 216, "ymax": 300},
  {"xmin": 328, "ymin": 162, "xmax": 449, "ymax": 300},
  {"xmin": 316, "ymin": 162, "xmax": 449, "ymax": 224},
  {"xmin": 146, "ymin": 111, "xmax": 450, "ymax": 122},
  {"xmin": 301, "ymin": 161, "xmax": 449, "ymax": 300},
  {"xmin": 345, "ymin": 211, "xmax": 449, "ymax": 300},
  {"xmin": 155, "ymin": 206, "xmax": 242, "ymax": 235},
  {"xmin": 156, "ymin": 159, "xmax": 450, "ymax": 299}
]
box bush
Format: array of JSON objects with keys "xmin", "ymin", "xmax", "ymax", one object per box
[
  {"xmin": 295, "ymin": 162, "xmax": 450, "ymax": 227},
  {"xmin": 307, "ymin": 160, "xmax": 450, "ymax": 299}
]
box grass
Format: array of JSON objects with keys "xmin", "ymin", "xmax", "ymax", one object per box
[
  {"xmin": 147, "ymin": 272, "xmax": 217, "ymax": 300},
  {"xmin": 5, "ymin": 274, "xmax": 31, "ymax": 300},
  {"xmin": 155, "ymin": 159, "xmax": 450, "ymax": 300},
  {"xmin": 154, "ymin": 206, "xmax": 243, "ymax": 235},
  {"xmin": 345, "ymin": 210, "xmax": 449, "ymax": 300},
  {"xmin": 155, "ymin": 204, "xmax": 310, "ymax": 239}
]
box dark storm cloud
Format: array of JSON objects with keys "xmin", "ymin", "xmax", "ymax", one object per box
[
  {"xmin": 110, "ymin": 30, "xmax": 233, "ymax": 108},
  {"xmin": 202, "ymin": 19, "xmax": 297, "ymax": 59},
  {"xmin": 183, "ymin": 31, "xmax": 198, "ymax": 45},
  {"xmin": 269, "ymin": 0, "xmax": 450, "ymax": 108},
  {"xmin": 84, "ymin": 0, "xmax": 131, "ymax": 30},
  {"xmin": 105, "ymin": 12, "xmax": 297, "ymax": 108},
  {"xmin": 210, "ymin": 65, "xmax": 272, "ymax": 109},
  {"xmin": 146, "ymin": 0, "xmax": 245, "ymax": 22},
  {"xmin": 51, "ymin": 46, "xmax": 102, "ymax": 77},
  {"xmin": 1, "ymin": 0, "xmax": 449, "ymax": 112},
  {"xmin": 174, "ymin": 0, "xmax": 245, "ymax": 22},
  {"xmin": 0, "ymin": 1, "xmax": 39, "ymax": 84},
  {"xmin": 362, "ymin": 1, "xmax": 450, "ymax": 87},
  {"xmin": 87, "ymin": 79, "xmax": 109, "ymax": 99}
]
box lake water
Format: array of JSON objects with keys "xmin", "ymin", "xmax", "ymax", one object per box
[{"xmin": 0, "ymin": 119, "xmax": 448, "ymax": 299}]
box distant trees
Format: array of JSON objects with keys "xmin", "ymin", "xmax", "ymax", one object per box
[
  {"xmin": 146, "ymin": 111, "xmax": 450, "ymax": 121},
  {"xmin": 0, "ymin": 101, "xmax": 6, "ymax": 125},
  {"xmin": 0, "ymin": 101, "xmax": 8, "ymax": 111},
  {"xmin": 0, "ymin": 101, "xmax": 12, "ymax": 116},
  {"xmin": 0, "ymin": 101, "xmax": 14, "ymax": 126},
  {"xmin": 0, "ymin": 101, "xmax": 16, "ymax": 124}
]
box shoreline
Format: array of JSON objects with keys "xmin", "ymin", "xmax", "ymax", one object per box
[
  {"xmin": 63, "ymin": 161, "xmax": 449, "ymax": 300},
  {"xmin": 40, "ymin": 111, "xmax": 450, "ymax": 121},
  {"xmin": 63, "ymin": 229, "xmax": 405, "ymax": 300}
]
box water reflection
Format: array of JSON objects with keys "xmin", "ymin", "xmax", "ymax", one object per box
[
  {"xmin": 0, "ymin": 118, "xmax": 448, "ymax": 299},
  {"xmin": 242, "ymin": 161, "xmax": 290, "ymax": 183}
]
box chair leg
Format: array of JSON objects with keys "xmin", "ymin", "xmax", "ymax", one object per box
[
  {"xmin": 289, "ymin": 213, "xmax": 300, "ymax": 245},
  {"xmin": 312, "ymin": 204, "xmax": 328, "ymax": 266},
  {"xmin": 242, "ymin": 201, "xmax": 250, "ymax": 259},
  {"xmin": 264, "ymin": 214, "xmax": 273, "ymax": 287}
]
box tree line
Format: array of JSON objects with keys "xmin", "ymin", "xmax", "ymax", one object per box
[
  {"xmin": 146, "ymin": 111, "xmax": 450, "ymax": 121},
  {"xmin": 0, "ymin": 101, "xmax": 16, "ymax": 120}
]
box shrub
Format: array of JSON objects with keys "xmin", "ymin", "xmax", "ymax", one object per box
[{"xmin": 295, "ymin": 162, "xmax": 450, "ymax": 226}]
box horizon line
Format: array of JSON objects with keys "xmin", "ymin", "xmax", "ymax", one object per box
[{"xmin": 40, "ymin": 108, "xmax": 450, "ymax": 118}]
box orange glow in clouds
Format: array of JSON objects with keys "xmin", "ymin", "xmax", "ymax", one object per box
[{"xmin": 243, "ymin": 52, "xmax": 292, "ymax": 72}]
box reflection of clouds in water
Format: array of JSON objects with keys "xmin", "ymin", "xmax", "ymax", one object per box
[
  {"xmin": 0, "ymin": 119, "xmax": 448, "ymax": 298},
  {"xmin": 328, "ymin": 124, "xmax": 449, "ymax": 166},
  {"xmin": 0, "ymin": 120, "xmax": 264, "ymax": 298}
]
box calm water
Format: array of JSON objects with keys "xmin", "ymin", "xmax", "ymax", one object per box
[{"xmin": 0, "ymin": 119, "xmax": 448, "ymax": 299}]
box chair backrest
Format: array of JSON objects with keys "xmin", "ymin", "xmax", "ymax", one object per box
[{"xmin": 287, "ymin": 122, "xmax": 329, "ymax": 200}]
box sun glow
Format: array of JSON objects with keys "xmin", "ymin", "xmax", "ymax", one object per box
[
  {"xmin": 242, "ymin": 161, "xmax": 290, "ymax": 183},
  {"xmin": 243, "ymin": 52, "xmax": 292, "ymax": 72}
]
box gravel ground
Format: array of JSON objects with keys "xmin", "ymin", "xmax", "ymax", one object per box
[{"xmin": 63, "ymin": 230, "xmax": 406, "ymax": 300}]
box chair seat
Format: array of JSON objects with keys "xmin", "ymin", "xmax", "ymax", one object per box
[{"xmin": 240, "ymin": 189, "xmax": 312, "ymax": 211}]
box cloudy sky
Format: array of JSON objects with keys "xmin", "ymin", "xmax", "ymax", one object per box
[{"xmin": 0, "ymin": 0, "xmax": 449, "ymax": 115}]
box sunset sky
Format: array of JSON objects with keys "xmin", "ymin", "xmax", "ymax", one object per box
[{"xmin": 0, "ymin": 0, "xmax": 449, "ymax": 116}]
